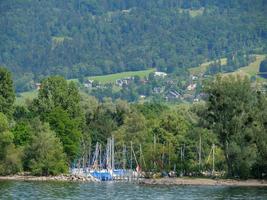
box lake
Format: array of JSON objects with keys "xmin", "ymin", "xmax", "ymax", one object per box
[{"xmin": 0, "ymin": 181, "xmax": 267, "ymax": 200}]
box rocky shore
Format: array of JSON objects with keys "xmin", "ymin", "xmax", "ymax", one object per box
[
  {"xmin": 1, "ymin": 175, "xmax": 267, "ymax": 187},
  {"xmin": 0, "ymin": 174, "xmax": 93, "ymax": 182},
  {"xmin": 139, "ymin": 177, "xmax": 267, "ymax": 187}
]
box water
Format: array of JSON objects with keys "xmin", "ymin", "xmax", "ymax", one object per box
[{"xmin": 0, "ymin": 181, "xmax": 267, "ymax": 200}]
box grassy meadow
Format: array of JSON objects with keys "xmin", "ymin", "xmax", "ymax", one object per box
[
  {"xmin": 15, "ymin": 90, "xmax": 38, "ymax": 105},
  {"xmin": 84, "ymin": 68, "xmax": 155, "ymax": 84}
]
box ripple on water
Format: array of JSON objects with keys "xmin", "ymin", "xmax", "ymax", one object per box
[{"xmin": 0, "ymin": 181, "xmax": 267, "ymax": 200}]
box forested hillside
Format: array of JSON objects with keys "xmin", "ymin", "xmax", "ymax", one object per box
[{"xmin": 1, "ymin": 0, "xmax": 267, "ymax": 91}]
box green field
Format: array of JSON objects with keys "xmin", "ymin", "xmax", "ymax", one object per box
[
  {"xmin": 15, "ymin": 90, "xmax": 38, "ymax": 105},
  {"xmin": 189, "ymin": 55, "xmax": 266, "ymax": 81},
  {"xmin": 225, "ymin": 55, "xmax": 266, "ymax": 78},
  {"xmin": 189, "ymin": 58, "xmax": 227, "ymax": 75},
  {"xmin": 84, "ymin": 68, "xmax": 156, "ymax": 84},
  {"xmin": 178, "ymin": 8, "xmax": 205, "ymax": 17}
]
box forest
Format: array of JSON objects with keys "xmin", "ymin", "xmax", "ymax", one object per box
[
  {"xmin": 0, "ymin": 0, "xmax": 267, "ymax": 91},
  {"xmin": 0, "ymin": 67, "xmax": 266, "ymax": 179}
]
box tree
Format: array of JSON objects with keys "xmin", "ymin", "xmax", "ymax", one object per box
[
  {"xmin": 31, "ymin": 76, "xmax": 83, "ymax": 162},
  {"xmin": 203, "ymin": 75, "xmax": 258, "ymax": 178},
  {"xmin": 12, "ymin": 121, "xmax": 32, "ymax": 146},
  {"xmin": 0, "ymin": 67, "xmax": 15, "ymax": 118},
  {"xmin": 47, "ymin": 108, "xmax": 81, "ymax": 162},
  {"xmin": 31, "ymin": 76, "xmax": 82, "ymax": 119},
  {"xmin": 259, "ymin": 59, "xmax": 267, "ymax": 74},
  {"xmin": 0, "ymin": 113, "xmax": 23, "ymax": 175},
  {"xmin": 26, "ymin": 122, "xmax": 67, "ymax": 176}
]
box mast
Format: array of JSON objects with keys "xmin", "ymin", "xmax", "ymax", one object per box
[
  {"xmin": 130, "ymin": 141, "xmax": 133, "ymax": 170},
  {"xmin": 123, "ymin": 144, "xmax": 126, "ymax": 170},
  {"xmin": 99, "ymin": 143, "xmax": 102, "ymax": 169},
  {"xmin": 107, "ymin": 138, "xmax": 111, "ymax": 169},
  {"xmin": 153, "ymin": 134, "xmax": 156, "ymax": 170},
  {"xmin": 88, "ymin": 140, "xmax": 91, "ymax": 168},
  {"xmin": 199, "ymin": 133, "xmax": 202, "ymax": 170},
  {"xmin": 168, "ymin": 142, "xmax": 170, "ymax": 170},
  {"xmin": 112, "ymin": 136, "xmax": 115, "ymax": 170},
  {"xmin": 212, "ymin": 144, "xmax": 215, "ymax": 175},
  {"xmin": 180, "ymin": 146, "xmax": 182, "ymax": 176},
  {"xmin": 139, "ymin": 144, "xmax": 142, "ymax": 167},
  {"xmin": 140, "ymin": 144, "xmax": 146, "ymax": 169}
]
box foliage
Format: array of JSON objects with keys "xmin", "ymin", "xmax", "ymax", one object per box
[
  {"xmin": 0, "ymin": 112, "xmax": 23, "ymax": 175},
  {"xmin": 202, "ymin": 75, "xmax": 265, "ymax": 178},
  {"xmin": 259, "ymin": 59, "xmax": 267, "ymax": 73},
  {"xmin": 0, "ymin": 67, "xmax": 15, "ymax": 118},
  {"xmin": 30, "ymin": 76, "xmax": 83, "ymax": 162},
  {"xmin": 25, "ymin": 122, "xmax": 67, "ymax": 176},
  {"xmin": 47, "ymin": 108, "xmax": 81, "ymax": 162},
  {"xmin": 1, "ymin": 67, "xmax": 267, "ymax": 179}
]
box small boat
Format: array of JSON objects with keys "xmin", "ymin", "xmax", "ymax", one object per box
[{"xmin": 90, "ymin": 169, "xmax": 113, "ymax": 181}]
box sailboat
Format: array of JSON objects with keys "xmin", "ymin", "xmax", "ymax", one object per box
[{"xmin": 72, "ymin": 136, "xmax": 142, "ymax": 181}]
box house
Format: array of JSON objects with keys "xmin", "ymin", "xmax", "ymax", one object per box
[
  {"xmin": 193, "ymin": 98, "xmax": 200, "ymax": 102},
  {"xmin": 153, "ymin": 87, "xmax": 164, "ymax": 94},
  {"xmin": 115, "ymin": 77, "xmax": 133, "ymax": 86},
  {"xmin": 140, "ymin": 95, "xmax": 146, "ymax": 99},
  {"xmin": 154, "ymin": 71, "xmax": 167, "ymax": 78},
  {"xmin": 84, "ymin": 79, "xmax": 94, "ymax": 88},
  {"xmin": 187, "ymin": 83, "xmax": 197, "ymax": 91},
  {"xmin": 191, "ymin": 75, "xmax": 198, "ymax": 80},
  {"xmin": 166, "ymin": 90, "xmax": 181, "ymax": 101},
  {"xmin": 35, "ymin": 83, "xmax": 41, "ymax": 90}
]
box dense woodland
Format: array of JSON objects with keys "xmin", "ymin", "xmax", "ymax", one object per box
[
  {"xmin": 0, "ymin": 0, "xmax": 267, "ymax": 91},
  {"xmin": 0, "ymin": 67, "xmax": 266, "ymax": 179}
]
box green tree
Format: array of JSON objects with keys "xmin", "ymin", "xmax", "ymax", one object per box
[
  {"xmin": 31, "ymin": 76, "xmax": 82, "ymax": 119},
  {"xmin": 47, "ymin": 108, "xmax": 81, "ymax": 162},
  {"xmin": 12, "ymin": 122, "xmax": 32, "ymax": 146},
  {"xmin": 203, "ymin": 75, "xmax": 258, "ymax": 178},
  {"xmin": 0, "ymin": 113, "xmax": 23, "ymax": 175},
  {"xmin": 26, "ymin": 122, "xmax": 67, "ymax": 176},
  {"xmin": 0, "ymin": 67, "xmax": 15, "ymax": 118},
  {"xmin": 31, "ymin": 76, "xmax": 83, "ymax": 162}
]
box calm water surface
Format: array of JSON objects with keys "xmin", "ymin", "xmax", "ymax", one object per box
[{"xmin": 0, "ymin": 181, "xmax": 267, "ymax": 200}]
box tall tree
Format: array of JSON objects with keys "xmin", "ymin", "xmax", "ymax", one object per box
[
  {"xmin": 25, "ymin": 122, "xmax": 67, "ymax": 175},
  {"xmin": 0, "ymin": 67, "xmax": 15, "ymax": 118},
  {"xmin": 0, "ymin": 112, "xmax": 23, "ymax": 175},
  {"xmin": 203, "ymin": 75, "xmax": 258, "ymax": 178},
  {"xmin": 31, "ymin": 76, "xmax": 83, "ymax": 162}
]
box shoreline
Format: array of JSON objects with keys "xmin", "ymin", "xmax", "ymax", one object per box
[
  {"xmin": 139, "ymin": 177, "xmax": 267, "ymax": 187},
  {"xmin": 1, "ymin": 175, "xmax": 267, "ymax": 187},
  {"xmin": 0, "ymin": 175, "xmax": 93, "ymax": 182}
]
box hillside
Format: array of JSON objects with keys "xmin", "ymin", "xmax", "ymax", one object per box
[{"xmin": 1, "ymin": 0, "xmax": 267, "ymax": 92}]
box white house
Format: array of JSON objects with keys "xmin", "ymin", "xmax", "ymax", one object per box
[{"xmin": 154, "ymin": 71, "xmax": 167, "ymax": 77}]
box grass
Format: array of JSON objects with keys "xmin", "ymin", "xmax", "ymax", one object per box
[
  {"xmin": 84, "ymin": 68, "xmax": 156, "ymax": 84},
  {"xmin": 225, "ymin": 55, "xmax": 266, "ymax": 78},
  {"xmin": 189, "ymin": 58, "xmax": 227, "ymax": 75},
  {"xmin": 15, "ymin": 90, "xmax": 38, "ymax": 105},
  {"xmin": 178, "ymin": 7, "xmax": 205, "ymax": 17},
  {"xmin": 189, "ymin": 55, "xmax": 267, "ymax": 82}
]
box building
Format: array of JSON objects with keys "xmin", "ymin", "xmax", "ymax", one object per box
[
  {"xmin": 115, "ymin": 77, "xmax": 133, "ymax": 86},
  {"xmin": 35, "ymin": 83, "xmax": 41, "ymax": 90},
  {"xmin": 153, "ymin": 87, "xmax": 164, "ymax": 94},
  {"xmin": 187, "ymin": 83, "xmax": 197, "ymax": 91},
  {"xmin": 166, "ymin": 90, "xmax": 181, "ymax": 101},
  {"xmin": 154, "ymin": 71, "xmax": 167, "ymax": 78},
  {"xmin": 84, "ymin": 80, "xmax": 94, "ymax": 88}
]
